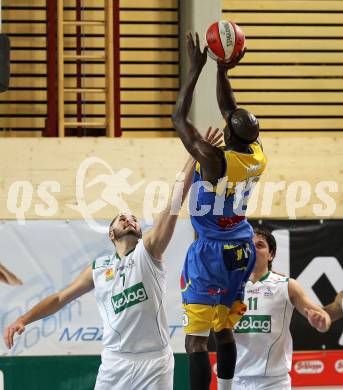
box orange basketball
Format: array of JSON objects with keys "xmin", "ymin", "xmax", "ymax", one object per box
[{"xmin": 206, "ymin": 20, "xmax": 246, "ymax": 63}]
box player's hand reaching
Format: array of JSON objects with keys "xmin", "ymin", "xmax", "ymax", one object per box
[
  {"xmin": 204, "ymin": 126, "xmax": 223, "ymax": 147},
  {"xmin": 186, "ymin": 32, "xmax": 208, "ymax": 73},
  {"xmin": 3, "ymin": 318, "xmax": 26, "ymax": 349},
  {"xmin": 187, "ymin": 127, "xmax": 223, "ymax": 165},
  {"xmin": 217, "ymin": 47, "xmax": 246, "ymax": 72},
  {"xmin": 304, "ymin": 308, "xmax": 331, "ymax": 333}
]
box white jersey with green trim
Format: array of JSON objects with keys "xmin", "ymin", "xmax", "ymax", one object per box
[
  {"xmin": 92, "ymin": 240, "xmax": 170, "ymax": 355},
  {"xmin": 234, "ymin": 271, "xmax": 294, "ymax": 377}
]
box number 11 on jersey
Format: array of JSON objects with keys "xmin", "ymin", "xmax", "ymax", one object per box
[{"xmin": 248, "ymin": 297, "xmax": 258, "ymax": 310}]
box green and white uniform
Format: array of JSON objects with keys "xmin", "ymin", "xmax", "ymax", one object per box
[
  {"xmin": 92, "ymin": 240, "xmax": 173, "ymax": 390},
  {"xmin": 233, "ymin": 271, "xmax": 294, "ymax": 390}
]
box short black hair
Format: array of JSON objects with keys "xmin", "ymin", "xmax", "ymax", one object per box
[
  {"xmin": 254, "ymin": 227, "xmax": 277, "ymax": 270},
  {"xmin": 228, "ymin": 108, "xmax": 259, "ymax": 144}
]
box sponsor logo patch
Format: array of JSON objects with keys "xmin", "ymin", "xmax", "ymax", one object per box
[
  {"xmin": 105, "ymin": 268, "xmax": 114, "ymax": 281},
  {"xmin": 208, "ymin": 287, "xmax": 228, "ymax": 296},
  {"xmin": 247, "ymin": 163, "xmax": 261, "ymax": 173},
  {"xmin": 294, "ymin": 360, "xmax": 324, "ymax": 374},
  {"xmin": 247, "ymin": 288, "xmax": 260, "ymax": 295},
  {"xmin": 235, "ymin": 315, "xmax": 271, "ymax": 333},
  {"xmin": 116, "ymin": 259, "xmax": 135, "ymax": 272},
  {"xmin": 335, "ymin": 359, "xmax": 343, "ymax": 374},
  {"xmin": 264, "ymin": 287, "xmax": 273, "ymax": 297},
  {"xmin": 111, "ymin": 282, "xmax": 148, "ymax": 314}
]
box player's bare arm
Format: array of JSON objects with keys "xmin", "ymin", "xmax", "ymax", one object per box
[
  {"xmin": 172, "ymin": 32, "xmax": 223, "ymax": 184},
  {"xmin": 144, "ymin": 127, "xmax": 223, "ymax": 260},
  {"xmin": 288, "ymin": 278, "xmax": 331, "ymax": 332},
  {"xmin": 143, "ymin": 156, "xmax": 195, "ymax": 261},
  {"xmin": 3, "ymin": 266, "xmax": 94, "ymax": 349},
  {"xmin": 0, "ymin": 262, "xmax": 23, "ymax": 285},
  {"xmin": 217, "ymin": 50, "xmax": 263, "ymax": 151},
  {"xmin": 324, "ymin": 290, "xmax": 343, "ymax": 322},
  {"xmin": 216, "ymin": 50, "xmax": 246, "ymax": 119}
]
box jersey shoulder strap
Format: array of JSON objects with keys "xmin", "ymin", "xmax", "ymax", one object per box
[
  {"xmin": 92, "ymin": 254, "xmax": 114, "ymax": 270},
  {"xmin": 266, "ymin": 271, "xmax": 289, "ymax": 284}
]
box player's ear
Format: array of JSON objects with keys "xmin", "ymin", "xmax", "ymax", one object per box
[{"xmin": 109, "ymin": 229, "xmax": 115, "ymax": 241}]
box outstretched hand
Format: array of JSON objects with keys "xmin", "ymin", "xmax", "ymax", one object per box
[
  {"xmin": 187, "ymin": 127, "xmax": 222, "ymax": 165},
  {"xmin": 304, "ymin": 308, "xmax": 331, "ymax": 333},
  {"xmin": 186, "ymin": 32, "xmax": 208, "ymax": 73},
  {"xmin": 3, "ymin": 319, "xmax": 26, "ymax": 349},
  {"xmin": 204, "ymin": 127, "xmax": 223, "ymax": 147},
  {"xmin": 217, "ymin": 47, "xmax": 247, "ymax": 71}
]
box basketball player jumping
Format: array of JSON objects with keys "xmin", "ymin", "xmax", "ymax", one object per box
[
  {"xmin": 172, "ymin": 32, "xmax": 266, "ymax": 390},
  {"xmin": 3, "ymin": 128, "xmax": 222, "ymax": 390},
  {"xmin": 233, "ymin": 227, "xmax": 331, "ymax": 390}
]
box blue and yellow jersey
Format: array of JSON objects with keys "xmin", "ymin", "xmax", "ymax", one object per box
[{"xmin": 189, "ymin": 141, "xmax": 267, "ymax": 241}]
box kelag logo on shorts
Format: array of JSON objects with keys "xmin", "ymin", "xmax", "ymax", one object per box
[
  {"xmin": 235, "ymin": 315, "xmax": 271, "ymax": 333},
  {"xmin": 111, "ymin": 282, "xmax": 148, "ymax": 314}
]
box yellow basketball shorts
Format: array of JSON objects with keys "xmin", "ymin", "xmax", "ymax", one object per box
[{"xmin": 182, "ymin": 300, "xmax": 247, "ymax": 336}]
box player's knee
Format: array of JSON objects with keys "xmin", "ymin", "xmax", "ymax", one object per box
[
  {"xmin": 185, "ymin": 335, "xmax": 208, "ymax": 354},
  {"xmin": 214, "ymin": 328, "xmax": 234, "ymax": 346}
]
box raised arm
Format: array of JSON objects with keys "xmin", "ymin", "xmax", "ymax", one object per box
[
  {"xmin": 216, "ymin": 49, "xmax": 245, "ymax": 120},
  {"xmin": 144, "ymin": 128, "xmax": 223, "ymax": 260},
  {"xmin": 216, "ymin": 64, "xmax": 237, "ymax": 119},
  {"xmin": 288, "ymin": 278, "xmax": 331, "ymax": 333},
  {"xmin": 172, "ymin": 32, "xmax": 223, "ymax": 180},
  {"xmin": 3, "ymin": 266, "xmax": 94, "ymax": 349}
]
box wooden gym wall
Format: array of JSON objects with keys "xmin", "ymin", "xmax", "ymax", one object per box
[
  {"xmin": 222, "ymin": 0, "xmax": 343, "ymax": 132},
  {"xmin": 1, "ymin": 0, "xmax": 342, "ymax": 135},
  {"xmin": 0, "ymin": 134, "xmax": 343, "ymax": 219},
  {"xmin": 0, "ymin": 0, "xmax": 178, "ymax": 136},
  {"xmin": 0, "ymin": 1, "xmax": 342, "ymax": 219}
]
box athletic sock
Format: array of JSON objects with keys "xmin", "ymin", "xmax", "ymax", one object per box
[
  {"xmin": 217, "ymin": 377, "xmax": 233, "ymax": 390},
  {"xmin": 216, "ymin": 341, "xmax": 237, "ymax": 379},
  {"xmin": 189, "ymin": 351, "xmax": 211, "ymax": 390}
]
